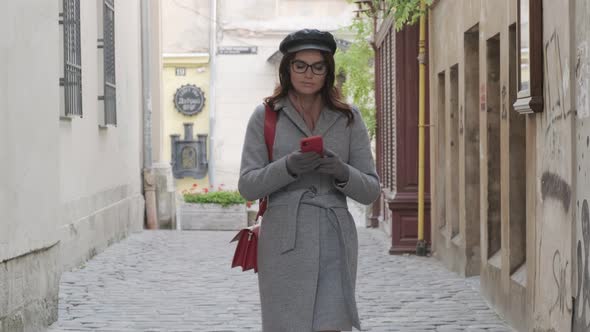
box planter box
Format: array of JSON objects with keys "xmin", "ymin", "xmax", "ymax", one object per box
[{"xmin": 179, "ymin": 202, "xmax": 247, "ymax": 230}]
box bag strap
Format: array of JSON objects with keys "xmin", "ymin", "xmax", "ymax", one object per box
[
  {"xmin": 264, "ymin": 103, "xmax": 277, "ymax": 160},
  {"xmin": 256, "ymin": 103, "xmax": 278, "ymax": 221}
]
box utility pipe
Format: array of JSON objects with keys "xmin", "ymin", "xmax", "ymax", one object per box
[
  {"xmin": 416, "ymin": 0, "xmax": 427, "ymax": 255},
  {"xmin": 141, "ymin": 0, "xmax": 158, "ymax": 229},
  {"xmin": 370, "ymin": 3, "xmax": 380, "ymax": 229},
  {"xmin": 208, "ymin": 0, "xmax": 217, "ymax": 187}
]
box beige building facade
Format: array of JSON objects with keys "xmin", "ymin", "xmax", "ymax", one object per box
[
  {"xmin": 215, "ymin": 0, "xmax": 356, "ymax": 189},
  {"xmin": 162, "ymin": 53, "xmax": 211, "ymax": 194},
  {"xmin": 162, "ymin": 0, "xmax": 356, "ymax": 190},
  {"xmin": 0, "ymin": 0, "xmax": 162, "ymax": 329},
  {"xmin": 429, "ymin": 0, "xmax": 590, "ymax": 331}
]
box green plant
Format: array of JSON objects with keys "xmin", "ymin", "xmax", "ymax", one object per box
[
  {"xmin": 335, "ymin": 17, "xmax": 376, "ymax": 138},
  {"xmin": 183, "ymin": 190, "xmax": 247, "ymax": 207},
  {"xmin": 382, "ymin": 0, "xmax": 433, "ymax": 31},
  {"xmin": 335, "ymin": 0, "xmax": 432, "ymax": 139}
]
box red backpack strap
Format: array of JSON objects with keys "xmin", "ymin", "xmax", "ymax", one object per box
[
  {"xmin": 256, "ymin": 103, "xmax": 278, "ymax": 221},
  {"xmin": 264, "ymin": 103, "xmax": 277, "ymax": 161}
]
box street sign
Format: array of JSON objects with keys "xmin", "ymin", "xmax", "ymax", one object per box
[{"xmin": 218, "ymin": 46, "xmax": 257, "ymax": 55}]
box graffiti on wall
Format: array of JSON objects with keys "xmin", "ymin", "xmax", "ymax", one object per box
[
  {"xmin": 535, "ymin": 30, "xmax": 574, "ymax": 330},
  {"xmin": 540, "ymin": 172, "xmax": 573, "ymax": 318},
  {"xmin": 576, "ymin": 42, "xmax": 590, "ymax": 119},
  {"xmin": 550, "ymin": 250, "xmax": 570, "ymax": 315},
  {"xmin": 536, "ymin": 170, "xmax": 574, "ymax": 328},
  {"xmin": 541, "ymin": 172, "xmax": 572, "ymax": 213},
  {"xmin": 543, "ymin": 31, "xmax": 568, "ymax": 163},
  {"xmin": 574, "ymin": 200, "xmax": 590, "ymax": 331},
  {"xmin": 459, "ymin": 105, "xmax": 464, "ymax": 135},
  {"xmin": 501, "ymin": 85, "xmax": 508, "ymax": 120},
  {"xmin": 480, "ymin": 83, "xmax": 486, "ymax": 112},
  {"xmin": 545, "ymin": 31, "xmax": 566, "ymax": 128},
  {"xmin": 545, "ymin": 32, "xmax": 577, "ymax": 131}
]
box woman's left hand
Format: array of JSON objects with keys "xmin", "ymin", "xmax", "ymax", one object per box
[{"xmin": 316, "ymin": 148, "xmax": 350, "ymax": 182}]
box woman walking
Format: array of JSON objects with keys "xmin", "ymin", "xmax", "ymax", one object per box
[{"xmin": 238, "ymin": 29, "xmax": 380, "ymax": 332}]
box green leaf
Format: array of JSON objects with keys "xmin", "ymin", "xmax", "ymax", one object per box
[
  {"xmin": 337, "ymin": 0, "xmax": 430, "ymax": 137},
  {"xmin": 183, "ymin": 191, "xmax": 247, "ymax": 207},
  {"xmin": 335, "ymin": 17, "xmax": 376, "ymax": 138}
]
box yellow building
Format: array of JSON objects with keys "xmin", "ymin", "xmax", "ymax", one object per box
[{"xmin": 162, "ymin": 53, "xmax": 211, "ymax": 195}]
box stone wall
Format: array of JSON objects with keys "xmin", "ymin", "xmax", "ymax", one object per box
[
  {"xmin": 0, "ymin": 244, "xmax": 60, "ymax": 331},
  {"xmin": 428, "ymin": 0, "xmax": 484, "ymax": 279},
  {"xmin": 573, "ymin": 0, "xmax": 590, "ymax": 330},
  {"xmin": 0, "ymin": 0, "xmax": 155, "ymax": 328},
  {"xmin": 58, "ymin": 185, "xmax": 145, "ymax": 273},
  {"xmin": 428, "ymin": 0, "xmax": 578, "ymax": 330}
]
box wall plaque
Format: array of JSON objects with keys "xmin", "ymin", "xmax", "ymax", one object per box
[
  {"xmin": 174, "ymin": 84, "xmax": 205, "ymax": 116},
  {"xmin": 170, "ymin": 123, "xmax": 208, "ymax": 179}
]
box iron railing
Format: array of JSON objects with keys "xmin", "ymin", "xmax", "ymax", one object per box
[
  {"xmin": 103, "ymin": 0, "xmax": 116, "ymax": 125},
  {"xmin": 62, "ymin": 0, "xmax": 83, "ymax": 117}
]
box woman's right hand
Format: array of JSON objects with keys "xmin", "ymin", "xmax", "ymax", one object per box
[{"xmin": 286, "ymin": 151, "xmax": 322, "ymax": 176}]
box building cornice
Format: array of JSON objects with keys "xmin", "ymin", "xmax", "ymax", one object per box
[{"xmin": 163, "ymin": 53, "xmax": 210, "ymax": 66}]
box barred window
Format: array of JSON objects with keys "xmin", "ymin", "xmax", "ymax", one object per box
[
  {"xmin": 60, "ymin": 0, "xmax": 83, "ymax": 118},
  {"xmin": 98, "ymin": 0, "xmax": 117, "ymax": 126}
]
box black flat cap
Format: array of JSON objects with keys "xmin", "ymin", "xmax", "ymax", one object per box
[{"xmin": 279, "ymin": 29, "xmax": 337, "ymax": 55}]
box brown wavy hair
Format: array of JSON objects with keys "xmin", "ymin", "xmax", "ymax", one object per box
[{"xmin": 264, "ymin": 51, "xmax": 354, "ymax": 125}]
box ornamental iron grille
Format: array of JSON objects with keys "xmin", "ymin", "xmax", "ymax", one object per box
[
  {"xmin": 379, "ymin": 43, "xmax": 388, "ymax": 184},
  {"xmin": 385, "ymin": 30, "xmax": 392, "ymax": 190},
  {"xmin": 62, "ymin": 0, "xmax": 83, "ymax": 117},
  {"xmin": 388, "ymin": 29, "xmax": 396, "ymax": 191},
  {"xmin": 103, "ymin": 0, "xmax": 116, "ymax": 125},
  {"xmin": 375, "ymin": 26, "xmax": 397, "ymax": 192}
]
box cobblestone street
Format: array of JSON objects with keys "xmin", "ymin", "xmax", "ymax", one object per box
[{"xmin": 48, "ymin": 228, "xmax": 513, "ymax": 332}]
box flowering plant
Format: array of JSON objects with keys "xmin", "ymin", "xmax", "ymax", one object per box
[{"xmin": 182, "ymin": 183, "xmax": 254, "ymax": 208}]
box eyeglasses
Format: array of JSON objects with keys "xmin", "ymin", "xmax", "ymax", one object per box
[{"xmin": 290, "ymin": 60, "xmax": 327, "ymax": 75}]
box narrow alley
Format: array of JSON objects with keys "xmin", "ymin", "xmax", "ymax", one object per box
[{"xmin": 47, "ymin": 228, "xmax": 512, "ymax": 332}]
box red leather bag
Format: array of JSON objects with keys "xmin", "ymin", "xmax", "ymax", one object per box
[
  {"xmin": 231, "ymin": 104, "xmax": 277, "ymax": 273},
  {"xmin": 230, "ymin": 224, "xmax": 260, "ymax": 272}
]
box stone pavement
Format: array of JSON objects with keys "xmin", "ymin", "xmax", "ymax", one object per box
[{"xmin": 48, "ymin": 228, "xmax": 514, "ymax": 332}]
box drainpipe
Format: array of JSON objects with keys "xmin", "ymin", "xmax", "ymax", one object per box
[
  {"xmin": 141, "ymin": 0, "xmax": 158, "ymax": 229},
  {"xmin": 416, "ymin": 0, "xmax": 427, "ymax": 255},
  {"xmin": 208, "ymin": 0, "xmax": 217, "ymax": 187},
  {"xmin": 370, "ymin": 3, "xmax": 379, "ymax": 229}
]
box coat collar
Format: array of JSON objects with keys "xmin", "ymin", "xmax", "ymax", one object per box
[{"xmin": 273, "ymin": 97, "xmax": 343, "ymax": 137}]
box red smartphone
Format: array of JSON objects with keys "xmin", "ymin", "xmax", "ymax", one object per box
[{"xmin": 300, "ymin": 136, "xmax": 323, "ymax": 156}]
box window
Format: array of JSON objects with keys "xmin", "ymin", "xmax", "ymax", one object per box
[
  {"xmin": 98, "ymin": 0, "xmax": 116, "ymax": 126},
  {"xmin": 60, "ymin": 0, "xmax": 83, "ymax": 118},
  {"xmin": 514, "ymin": 0, "xmax": 543, "ymax": 114}
]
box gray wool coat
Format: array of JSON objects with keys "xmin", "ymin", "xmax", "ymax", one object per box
[{"xmin": 238, "ymin": 98, "xmax": 380, "ymax": 332}]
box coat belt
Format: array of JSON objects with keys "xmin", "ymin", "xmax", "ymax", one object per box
[
  {"xmin": 267, "ymin": 188, "xmax": 361, "ymax": 329},
  {"xmin": 268, "ymin": 188, "xmax": 347, "ymax": 253}
]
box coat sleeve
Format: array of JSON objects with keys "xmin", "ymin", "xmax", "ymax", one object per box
[
  {"xmin": 238, "ymin": 105, "xmax": 298, "ymax": 201},
  {"xmin": 334, "ymin": 109, "xmax": 381, "ymax": 205}
]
